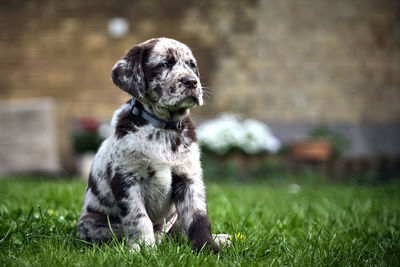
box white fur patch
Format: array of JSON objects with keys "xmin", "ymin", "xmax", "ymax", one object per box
[{"xmin": 153, "ymin": 163, "xmax": 172, "ymax": 188}]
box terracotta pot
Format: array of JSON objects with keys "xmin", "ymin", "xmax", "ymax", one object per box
[{"xmin": 290, "ymin": 140, "xmax": 332, "ymax": 162}]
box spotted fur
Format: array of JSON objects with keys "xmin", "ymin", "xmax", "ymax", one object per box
[{"xmin": 78, "ymin": 38, "xmax": 222, "ymax": 253}]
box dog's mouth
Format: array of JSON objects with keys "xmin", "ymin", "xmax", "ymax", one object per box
[
  {"xmin": 162, "ymin": 95, "xmax": 199, "ymax": 120},
  {"xmin": 169, "ymin": 95, "xmax": 199, "ymax": 111},
  {"xmin": 181, "ymin": 95, "xmax": 200, "ymax": 106}
]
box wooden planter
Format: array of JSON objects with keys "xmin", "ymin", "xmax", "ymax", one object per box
[{"xmin": 290, "ymin": 140, "xmax": 332, "ymax": 162}]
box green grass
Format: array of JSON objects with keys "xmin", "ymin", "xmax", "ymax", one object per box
[{"xmin": 0, "ymin": 177, "xmax": 399, "ymax": 266}]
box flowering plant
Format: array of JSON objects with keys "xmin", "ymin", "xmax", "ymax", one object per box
[
  {"xmin": 73, "ymin": 118, "xmax": 113, "ymax": 155},
  {"xmin": 197, "ymin": 113, "xmax": 281, "ymax": 155}
]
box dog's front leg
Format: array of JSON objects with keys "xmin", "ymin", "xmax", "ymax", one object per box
[
  {"xmin": 171, "ymin": 173, "xmax": 221, "ymax": 253},
  {"xmin": 113, "ymin": 183, "xmax": 155, "ymax": 248}
]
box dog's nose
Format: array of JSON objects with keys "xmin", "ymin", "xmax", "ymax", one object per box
[{"xmin": 181, "ymin": 76, "xmax": 198, "ymax": 89}]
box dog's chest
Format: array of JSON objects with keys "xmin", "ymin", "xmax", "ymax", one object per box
[
  {"xmin": 148, "ymin": 163, "xmax": 172, "ymax": 189},
  {"xmin": 117, "ymin": 126, "xmax": 194, "ymax": 220},
  {"xmin": 142, "ymin": 163, "xmax": 174, "ymax": 221}
]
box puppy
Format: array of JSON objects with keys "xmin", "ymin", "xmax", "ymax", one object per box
[{"xmin": 78, "ymin": 37, "xmax": 225, "ymax": 253}]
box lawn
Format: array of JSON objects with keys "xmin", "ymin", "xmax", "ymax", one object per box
[{"xmin": 0, "ymin": 176, "xmax": 399, "ymax": 266}]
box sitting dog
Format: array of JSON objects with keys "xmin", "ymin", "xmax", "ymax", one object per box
[{"xmin": 77, "ymin": 37, "xmax": 226, "ymax": 253}]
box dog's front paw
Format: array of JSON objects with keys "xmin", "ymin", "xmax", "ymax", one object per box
[
  {"xmin": 213, "ymin": 234, "xmax": 232, "ymax": 246},
  {"xmin": 154, "ymin": 232, "xmax": 166, "ymax": 244},
  {"xmin": 129, "ymin": 243, "xmax": 141, "ymax": 253},
  {"xmin": 192, "ymin": 239, "xmax": 221, "ymax": 254},
  {"xmin": 129, "ymin": 240, "xmax": 156, "ymax": 253},
  {"xmin": 211, "ymin": 242, "xmax": 222, "ymax": 254},
  {"xmin": 129, "ymin": 234, "xmax": 156, "ymax": 252}
]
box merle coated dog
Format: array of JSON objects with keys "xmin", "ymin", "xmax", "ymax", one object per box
[{"xmin": 77, "ymin": 37, "xmax": 228, "ymax": 253}]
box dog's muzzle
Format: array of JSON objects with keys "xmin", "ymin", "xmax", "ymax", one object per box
[
  {"xmin": 181, "ymin": 75, "xmax": 198, "ymax": 90},
  {"xmin": 179, "ymin": 75, "xmax": 202, "ymax": 106}
]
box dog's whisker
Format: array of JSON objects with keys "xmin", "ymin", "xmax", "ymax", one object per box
[
  {"xmin": 203, "ymin": 94, "xmax": 212, "ymax": 101},
  {"xmin": 202, "ymin": 90, "xmax": 213, "ymax": 101}
]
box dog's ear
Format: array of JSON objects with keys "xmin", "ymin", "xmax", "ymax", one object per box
[{"xmin": 111, "ymin": 45, "xmax": 147, "ymax": 99}]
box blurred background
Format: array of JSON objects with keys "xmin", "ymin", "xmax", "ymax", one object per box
[{"xmin": 0, "ymin": 0, "xmax": 399, "ymax": 182}]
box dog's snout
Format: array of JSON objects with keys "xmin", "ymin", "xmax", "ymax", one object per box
[{"xmin": 181, "ymin": 76, "xmax": 198, "ymax": 89}]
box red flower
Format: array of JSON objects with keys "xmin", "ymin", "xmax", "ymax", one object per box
[{"xmin": 79, "ymin": 118, "xmax": 100, "ymax": 132}]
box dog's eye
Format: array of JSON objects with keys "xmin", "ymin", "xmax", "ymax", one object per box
[
  {"xmin": 157, "ymin": 63, "xmax": 169, "ymax": 69},
  {"xmin": 189, "ymin": 61, "xmax": 197, "ymax": 69},
  {"xmin": 167, "ymin": 58, "xmax": 175, "ymax": 66}
]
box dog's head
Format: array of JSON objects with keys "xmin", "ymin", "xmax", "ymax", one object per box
[{"xmin": 112, "ymin": 38, "xmax": 203, "ymax": 120}]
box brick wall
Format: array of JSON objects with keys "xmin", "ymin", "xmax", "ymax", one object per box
[
  {"xmin": 0, "ymin": 0, "xmax": 399, "ymax": 123},
  {"xmin": 211, "ymin": 0, "xmax": 400, "ymax": 123}
]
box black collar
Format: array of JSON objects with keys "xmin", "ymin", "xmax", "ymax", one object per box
[{"xmin": 131, "ymin": 99, "xmax": 183, "ymax": 130}]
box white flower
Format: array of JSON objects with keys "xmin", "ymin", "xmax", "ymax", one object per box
[{"xmin": 197, "ymin": 113, "xmax": 281, "ymax": 155}]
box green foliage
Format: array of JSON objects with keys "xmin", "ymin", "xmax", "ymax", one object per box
[
  {"xmin": 0, "ymin": 177, "xmax": 399, "ymax": 266},
  {"xmin": 308, "ymin": 126, "xmax": 350, "ymax": 156},
  {"xmin": 73, "ymin": 131, "xmax": 104, "ymax": 155}
]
